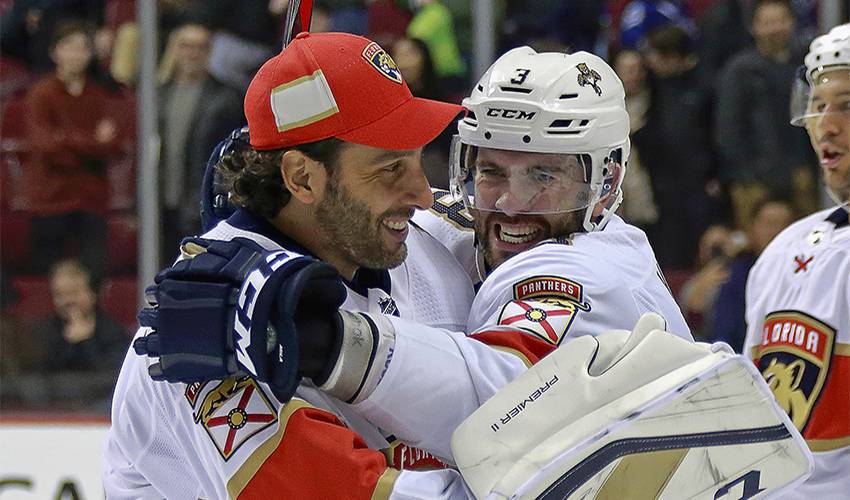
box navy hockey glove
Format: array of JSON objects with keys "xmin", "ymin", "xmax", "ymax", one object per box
[{"xmin": 133, "ymin": 237, "xmax": 346, "ymax": 403}]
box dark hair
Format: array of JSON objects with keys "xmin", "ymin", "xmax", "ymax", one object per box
[
  {"xmin": 48, "ymin": 258, "xmax": 101, "ymax": 293},
  {"xmin": 392, "ymin": 37, "xmax": 440, "ymax": 100},
  {"xmin": 49, "ymin": 19, "xmax": 93, "ymax": 51},
  {"xmin": 218, "ymin": 137, "xmax": 345, "ymax": 219},
  {"xmin": 645, "ymin": 25, "xmax": 693, "ymax": 58}
]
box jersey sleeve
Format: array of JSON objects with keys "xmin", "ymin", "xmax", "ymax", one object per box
[
  {"xmin": 103, "ymin": 329, "xmax": 467, "ymax": 500},
  {"xmin": 411, "ymin": 189, "xmax": 479, "ymax": 284},
  {"xmin": 352, "ymin": 317, "xmax": 528, "ymax": 461}
]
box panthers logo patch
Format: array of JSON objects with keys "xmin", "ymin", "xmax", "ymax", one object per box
[
  {"xmin": 576, "ymin": 63, "xmax": 602, "ymax": 96},
  {"xmin": 512, "ymin": 275, "xmax": 591, "ymax": 311},
  {"xmin": 753, "ymin": 310, "xmax": 836, "ymax": 432},
  {"xmin": 498, "ymin": 299, "xmax": 579, "ymax": 345},
  {"xmin": 362, "ymin": 42, "xmax": 402, "ymax": 84},
  {"xmin": 194, "ymin": 376, "xmax": 278, "ymax": 460}
]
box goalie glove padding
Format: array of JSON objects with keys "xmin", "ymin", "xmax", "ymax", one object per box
[{"xmin": 451, "ymin": 313, "xmax": 813, "ymax": 499}]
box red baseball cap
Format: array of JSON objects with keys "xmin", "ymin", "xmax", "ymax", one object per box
[{"xmin": 245, "ymin": 32, "xmax": 463, "ymax": 151}]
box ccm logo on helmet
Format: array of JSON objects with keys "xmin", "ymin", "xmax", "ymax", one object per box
[{"xmin": 486, "ymin": 108, "xmax": 537, "ymax": 120}]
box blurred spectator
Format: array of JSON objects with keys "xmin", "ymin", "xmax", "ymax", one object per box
[
  {"xmin": 715, "ymin": 0, "xmax": 816, "ymax": 230},
  {"xmin": 710, "ymin": 198, "xmax": 793, "ymax": 351},
  {"xmin": 196, "ymin": 0, "xmax": 283, "ymax": 91},
  {"xmin": 32, "ymin": 258, "xmax": 128, "ymax": 373},
  {"xmin": 679, "ymin": 224, "xmax": 737, "ymax": 339},
  {"xmin": 633, "ymin": 25, "xmax": 716, "ymax": 270},
  {"xmin": 406, "ymin": 0, "xmax": 465, "ymax": 81},
  {"xmin": 0, "ymin": 0, "xmax": 106, "ymax": 72},
  {"xmin": 697, "ymin": 0, "xmax": 752, "ymax": 92},
  {"xmin": 367, "ymin": 0, "xmax": 414, "ymax": 48},
  {"xmin": 157, "ymin": 22, "xmax": 243, "ymax": 262},
  {"xmin": 9, "ymin": 258, "xmax": 129, "ymax": 410},
  {"xmin": 503, "ymin": 0, "xmax": 599, "ymax": 55},
  {"xmin": 24, "ymin": 19, "xmax": 123, "ymax": 277},
  {"xmin": 613, "ymin": 48, "xmax": 659, "ymax": 228},
  {"xmin": 618, "ymin": 0, "xmax": 696, "ymax": 50},
  {"xmin": 392, "ymin": 36, "xmax": 441, "ymax": 100},
  {"xmin": 391, "ymin": 35, "xmax": 454, "ymax": 188}
]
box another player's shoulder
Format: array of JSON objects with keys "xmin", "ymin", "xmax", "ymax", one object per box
[{"xmin": 412, "ymin": 188, "xmax": 478, "ymax": 280}]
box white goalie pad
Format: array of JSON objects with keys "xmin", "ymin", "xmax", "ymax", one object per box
[{"xmin": 451, "ymin": 314, "xmax": 813, "ymax": 500}]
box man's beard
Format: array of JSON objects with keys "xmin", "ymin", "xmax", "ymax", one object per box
[
  {"xmin": 316, "ymin": 177, "xmax": 408, "ymax": 270},
  {"xmin": 474, "ymin": 210, "xmax": 584, "ymax": 270},
  {"xmin": 826, "ymin": 172, "xmax": 850, "ymax": 208}
]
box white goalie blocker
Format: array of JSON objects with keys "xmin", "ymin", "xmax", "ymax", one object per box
[{"xmin": 451, "ymin": 314, "xmax": 813, "ymax": 500}]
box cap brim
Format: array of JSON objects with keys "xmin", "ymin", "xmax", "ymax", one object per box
[{"xmin": 337, "ymin": 97, "xmax": 464, "ymax": 150}]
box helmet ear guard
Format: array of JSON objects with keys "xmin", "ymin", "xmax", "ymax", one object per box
[{"xmin": 451, "ymin": 47, "xmax": 630, "ymax": 231}]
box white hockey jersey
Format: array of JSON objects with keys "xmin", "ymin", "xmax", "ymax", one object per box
[
  {"xmin": 102, "ymin": 208, "xmax": 503, "ymax": 500},
  {"xmin": 743, "ymin": 207, "xmax": 850, "ymax": 499},
  {"xmin": 351, "ymin": 204, "xmax": 692, "ymax": 460}
]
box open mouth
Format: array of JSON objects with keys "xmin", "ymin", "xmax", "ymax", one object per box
[
  {"xmin": 495, "ymin": 223, "xmax": 543, "ymax": 245},
  {"xmin": 383, "ymin": 219, "xmax": 408, "ymax": 232},
  {"xmin": 820, "ymin": 145, "xmax": 847, "ymax": 166}
]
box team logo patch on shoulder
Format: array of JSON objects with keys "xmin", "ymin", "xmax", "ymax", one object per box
[
  {"xmin": 498, "ymin": 299, "xmax": 578, "ymax": 345},
  {"xmin": 753, "ymin": 310, "xmax": 836, "ymax": 432},
  {"xmin": 512, "ymin": 275, "xmax": 591, "ymax": 311},
  {"xmin": 194, "ymin": 376, "xmax": 278, "ymax": 460},
  {"xmin": 362, "ymin": 42, "xmax": 402, "ymax": 84}
]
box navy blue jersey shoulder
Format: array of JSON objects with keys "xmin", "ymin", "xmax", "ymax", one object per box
[{"xmin": 226, "ymin": 208, "xmax": 391, "ymax": 296}]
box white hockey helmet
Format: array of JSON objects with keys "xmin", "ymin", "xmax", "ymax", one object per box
[
  {"xmin": 449, "ymin": 47, "xmax": 630, "ymax": 232},
  {"xmin": 790, "ymin": 23, "xmax": 850, "ymax": 126}
]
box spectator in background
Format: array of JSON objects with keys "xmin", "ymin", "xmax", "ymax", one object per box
[
  {"xmin": 157, "ymin": 22, "xmax": 244, "ymax": 263},
  {"xmin": 32, "ymin": 259, "xmax": 128, "ymax": 373},
  {"xmin": 612, "ymin": 48, "xmax": 659, "ymax": 229},
  {"xmin": 697, "ymin": 0, "xmax": 753, "ymax": 92},
  {"xmin": 618, "ymin": 0, "xmax": 696, "ymax": 50},
  {"xmin": 391, "ymin": 35, "xmax": 454, "ymax": 188},
  {"xmin": 633, "ymin": 25, "xmax": 717, "ymax": 270},
  {"xmin": 679, "ymin": 224, "xmax": 738, "ymax": 340},
  {"xmin": 367, "ymin": 0, "xmax": 414, "ymax": 48},
  {"xmin": 406, "ymin": 0, "xmax": 465, "ymax": 87},
  {"xmin": 21, "ymin": 258, "xmax": 128, "ymax": 410},
  {"xmin": 711, "ymin": 198, "xmax": 793, "ymax": 351},
  {"xmin": 392, "ymin": 36, "xmax": 441, "ymax": 100},
  {"xmin": 715, "ymin": 0, "xmax": 816, "ymax": 230},
  {"xmin": 24, "ymin": 19, "xmax": 123, "ymax": 278},
  {"xmin": 196, "ymin": 0, "xmax": 283, "ymax": 91}
]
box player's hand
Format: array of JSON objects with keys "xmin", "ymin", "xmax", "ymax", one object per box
[{"xmin": 132, "ymin": 237, "xmax": 347, "ymax": 403}]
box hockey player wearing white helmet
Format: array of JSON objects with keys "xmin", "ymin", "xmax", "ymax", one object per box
[
  {"xmin": 745, "ymin": 23, "xmax": 850, "ymax": 498},
  {"xmin": 134, "ymin": 46, "xmax": 813, "ymax": 498}
]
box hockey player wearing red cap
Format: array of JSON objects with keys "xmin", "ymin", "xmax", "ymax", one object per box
[{"xmin": 103, "ymin": 32, "xmax": 488, "ymax": 499}]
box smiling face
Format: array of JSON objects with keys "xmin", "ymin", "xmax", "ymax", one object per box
[
  {"xmin": 315, "ymin": 143, "xmax": 432, "ymax": 271},
  {"xmin": 470, "ymin": 147, "xmax": 591, "ymax": 269},
  {"xmin": 806, "ymin": 69, "xmax": 850, "ymax": 204}
]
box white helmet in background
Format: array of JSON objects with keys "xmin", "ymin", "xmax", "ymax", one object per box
[
  {"xmin": 790, "ymin": 23, "xmax": 850, "ymax": 126},
  {"xmin": 449, "ymin": 47, "xmax": 630, "ymax": 232}
]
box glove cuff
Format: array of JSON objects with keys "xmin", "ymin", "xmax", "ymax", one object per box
[{"xmin": 318, "ymin": 311, "xmax": 396, "ymax": 404}]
